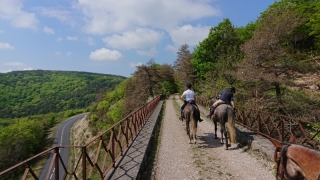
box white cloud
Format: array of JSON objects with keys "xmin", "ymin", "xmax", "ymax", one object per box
[
  {"xmin": 103, "ymin": 28, "xmax": 163, "ymax": 50},
  {"xmin": 86, "ymin": 37, "xmax": 95, "ymax": 45},
  {"xmin": 166, "ymin": 24, "xmax": 211, "ymax": 52},
  {"xmin": 137, "ymin": 47, "xmax": 157, "ymax": 57},
  {"xmin": 2, "ymin": 61, "xmax": 32, "ymax": 71},
  {"xmin": 0, "ymin": 69, "xmax": 13, "ymax": 73},
  {"xmin": 0, "ymin": 42, "xmax": 15, "ymax": 50},
  {"xmin": 67, "ymin": 36, "xmax": 78, "ymax": 41},
  {"xmin": 36, "ymin": 7, "xmax": 77, "ymax": 26},
  {"xmin": 67, "ymin": 51, "xmax": 72, "ymax": 56},
  {"xmin": 43, "ymin": 26, "xmax": 54, "ymax": 34},
  {"xmin": 55, "ymin": 52, "xmax": 61, "ymax": 56},
  {"xmin": 130, "ymin": 62, "xmax": 143, "ymax": 68},
  {"xmin": 4, "ymin": 61, "xmax": 27, "ymax": 67},
  {"xmin": 0, "ymin": 0, "xmax": 38, "ymax": 29},
  {"xmin": 89, "ymin": 48, "xmax": 123, "ymax": 61},
  {"xmin": 22, "ymin": 67, "xmax": 33, "ymax": 70},
  {"xmin": 76, "ymin": 0, "xmax": 220, "ymax": 35},
  {"xmin": 165, "ymin": 44, "xmax": 177, "ymax": 53},
  {"xmin": 56, "ymin": 37, "xmax": 63, "ymax": 42}
]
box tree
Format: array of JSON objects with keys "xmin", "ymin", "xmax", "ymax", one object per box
[
  {"xmin": 236, "ymin": 2, "xmax": 313, "ymax": 108},
  {"xmin": 173, "ymin": 44, "xmax": 196, "ymax": 89},
  {"xmin": 192, "ymin": 18, "xmax": 243, "ymax": 96}
]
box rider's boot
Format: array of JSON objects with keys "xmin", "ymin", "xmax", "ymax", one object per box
[
  {"xmin": 179, "ymin": 110, "xmax": 183, "ymax": 120},
  {"xmin": 206, "ymin": 106, "xmax": 215, "ymax": 118}
]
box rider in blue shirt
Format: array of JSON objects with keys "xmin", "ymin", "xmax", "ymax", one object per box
[{"xmin": 207, "ymin": 86, "xmax": 235, "ymax": 118}]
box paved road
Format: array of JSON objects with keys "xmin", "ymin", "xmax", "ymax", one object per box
[{"xmin": 39, "ymin": 113, "xmax": 87, "ymax": 180}]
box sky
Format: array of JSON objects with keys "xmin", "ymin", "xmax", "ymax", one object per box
[{"xmin": 0, "ymin": 0, "xmax": 276, "ymax": 77}]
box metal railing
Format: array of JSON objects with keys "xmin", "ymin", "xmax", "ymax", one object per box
[
  {"xmin": 197, "ymin": 97, "xmax": 320, "ymax": 149},
  {"xmin": 0, "ymin": 95, "xmax": 161, "ymax": 180}
]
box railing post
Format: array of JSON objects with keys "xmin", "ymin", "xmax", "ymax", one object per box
[
  {"xmin": 281, "ymin": 118, "xmax": 284, "ymax": 142},
  {"xmin": 82, "ymin": 147, "xmax": 86, "ymax": 180},
  {"xmin": 54, "ymin": 147, "xmax": 59, "ymax": 180},
  {"xmin": 257, "ymin": 112, "xmax": 261, "ymax": 133}
]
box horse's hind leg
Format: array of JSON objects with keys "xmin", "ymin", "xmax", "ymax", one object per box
[
  {"xmin": 186, "ymin": 120, "xmax": 189, "ymax": 134},
  {"xmin": 214, "ymin": 121, "xmax": 218, "ymax": 139},
  {"xmin": 224, "ymin": 131, "xmax": 230, "ymax": 150},
  {"xmin": 220, "ymin": 128, "xmax": 224, "ymax": 144}
]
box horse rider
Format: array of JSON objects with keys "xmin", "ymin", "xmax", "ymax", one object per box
[
  {"xmin": 179, "ymin": 83, "xmax": 203, "ymax": 122},
  {"xmin": 207, "ymin": 86, "xmax": 236, "ymax": 118}
]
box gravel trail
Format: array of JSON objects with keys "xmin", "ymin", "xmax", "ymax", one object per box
[{"xmin": 152, "ymin": 94, "xmax": 275, "ymax": 180}]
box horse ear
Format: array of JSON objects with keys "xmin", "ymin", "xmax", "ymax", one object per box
[
  {"xmin": 269, "ymin": 138, "xmax": 282, "ymax": 148},
  {"xmin": 289, "ymin": 135, "xmax": 297, "ymax": 143}
]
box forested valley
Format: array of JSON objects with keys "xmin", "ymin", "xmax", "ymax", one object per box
[
  {"xmin": 0, "ymin": 70, "xmax": 126, "ymax": 175},
  {"xmin": 1, "ymin": 0, "xmax": 320, "ymax": 178}
]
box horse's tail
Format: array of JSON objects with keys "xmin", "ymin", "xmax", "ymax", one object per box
[{"xmin": 226, "ymin": 107, "xmax": 237, "ymax": 143}]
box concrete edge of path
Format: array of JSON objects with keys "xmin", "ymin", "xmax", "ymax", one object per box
[
  {"xmin": 105, "ymin": 96, "xmax": 276, "ymax": 179},
  {"xmin": 104, "ymin": 100, "xmax": 164, "ymax": 180}
]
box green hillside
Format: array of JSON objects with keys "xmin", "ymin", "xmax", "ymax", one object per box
[{"xmin": 0, "ymin": 70, "xmax": 126, "ymax": 118}]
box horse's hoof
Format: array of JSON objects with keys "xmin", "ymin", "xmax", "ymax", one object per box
[
  {"xmin": 225, "ymin": 147, "xmax": 229, "ymax": 150},
  {"xmin": 214, "ymin": 135, "xmax": 217, "ymax": 139}
]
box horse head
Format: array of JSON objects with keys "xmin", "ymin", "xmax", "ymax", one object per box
[{"xmin": 269, "ymin": 136, "xmax": 320, "ymax": 180}]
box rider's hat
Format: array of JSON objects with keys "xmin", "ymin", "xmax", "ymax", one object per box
[
  {"xmin": 229, "ymin": 86, "xmax": 236, "ymax": 93},
  {"xmin": 186, "ymin": 83, "xmax": 192, "ymax": 89}
]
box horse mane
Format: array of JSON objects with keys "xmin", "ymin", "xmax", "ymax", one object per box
[{"xmin": 270, "ymin": 135, "xmax": 320, "ymax": 179}]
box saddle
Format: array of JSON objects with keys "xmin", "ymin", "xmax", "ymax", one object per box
[{"xmin": 185, "ymin": 100, "xmax": 195, "ymax": 104}]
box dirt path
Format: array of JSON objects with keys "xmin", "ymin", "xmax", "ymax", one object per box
[{"xmin": 152, "ymin": 94, "xmax": 275, "ymax": 180}]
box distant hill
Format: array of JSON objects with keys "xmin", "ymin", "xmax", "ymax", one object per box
[{"xmin": 0, "ymin": 70, "xmax": 126, "ymax": 118}]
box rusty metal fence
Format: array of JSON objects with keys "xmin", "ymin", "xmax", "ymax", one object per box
[
  {"xmin": 197, "ymin": 97, "xmax": 320, "ymax": 149},
  {"xmin": 0, "ymin": 95, "xmax": 161, "ymax": 180}
]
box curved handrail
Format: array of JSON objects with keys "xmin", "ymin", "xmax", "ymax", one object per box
[
  {"xmin": 196, "ymin": 96, "xmax": 320, "ymax": 149},
  {"xmin": 0, "ymin": 95, "xmax": 161, "ymax": 180}
]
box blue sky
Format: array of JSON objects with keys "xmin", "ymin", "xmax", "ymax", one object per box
[{"xmin": 1, "ymin": 0, "xmax": 276, "ymax": 77}]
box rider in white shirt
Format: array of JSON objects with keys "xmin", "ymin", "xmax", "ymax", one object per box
[{"xmin": 180, "ymin": 83, "xmax": 203, "ymax": 122}]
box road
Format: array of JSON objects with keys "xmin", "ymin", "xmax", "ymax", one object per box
[{"xmin": 39, "ymin": 113, "xmax": 87, "ymax": 180}]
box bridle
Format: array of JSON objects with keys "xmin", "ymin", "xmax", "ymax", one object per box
[{"xmin": 276, "ymin": 144, "xmax": 295, "ymax": 180}]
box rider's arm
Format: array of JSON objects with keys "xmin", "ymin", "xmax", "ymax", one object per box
[
  {"xmin": 230, "ymin": 95, "xmax": 235, "ymax": 108},
  {"xmin": 230, "ymin": 101, "xmax": 235, "ymax": 109},
  {"xmin": 181, "ymin": 92, "xmax": 185, "ymax": 99}
]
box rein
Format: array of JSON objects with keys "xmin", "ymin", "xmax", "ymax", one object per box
[{"xmin": 277, "ymin": 144, "xmax": 295, "ymax": 180}]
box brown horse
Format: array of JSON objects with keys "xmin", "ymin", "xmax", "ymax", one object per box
[
  {"xmin": 269, "ymin": 136, "xmax": 320, "ymax": 180},
  {"xmin": 208, "ymin": 98, "xmax": 237, "ymax": 149},
  {"xmin": 182, "ymin": 103, "xmax": 199, "ymax": 144},
  {"xmin": 212, "ymin": 103, "xmax": 237, "ymax": 150}
]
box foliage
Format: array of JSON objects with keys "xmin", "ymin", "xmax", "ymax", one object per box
[
  {"xmin": 171, "ymin": 1, "xmax": 320, "ymax": 123},
  {"xmin": 191, "ymin": 18, "xmax": 243, "ymax": 97},
  {"xmin": 0, "ymin": 118, "xmax": 44, "ymax": 174},
  {"xmin": 192, "ymin": 18, "xmax": 243, "ymax": 79},
  {"xmin": 237, "ymin": 0, "xmax": 320, "ymax": 108},
  {"xmin": 173, "ymin": 44, "xmax": 196, "ymax": 91},
  {"xmin": 88, "ymin": 79, "xmax": 127, "ymax": 133},
  {"xmin": 123, "ymin": 60, "xmax": 177, "ymax": 114},
  {"xmin": 0, "ymin": 70, "xmax": 126, "ymax": 118}
]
